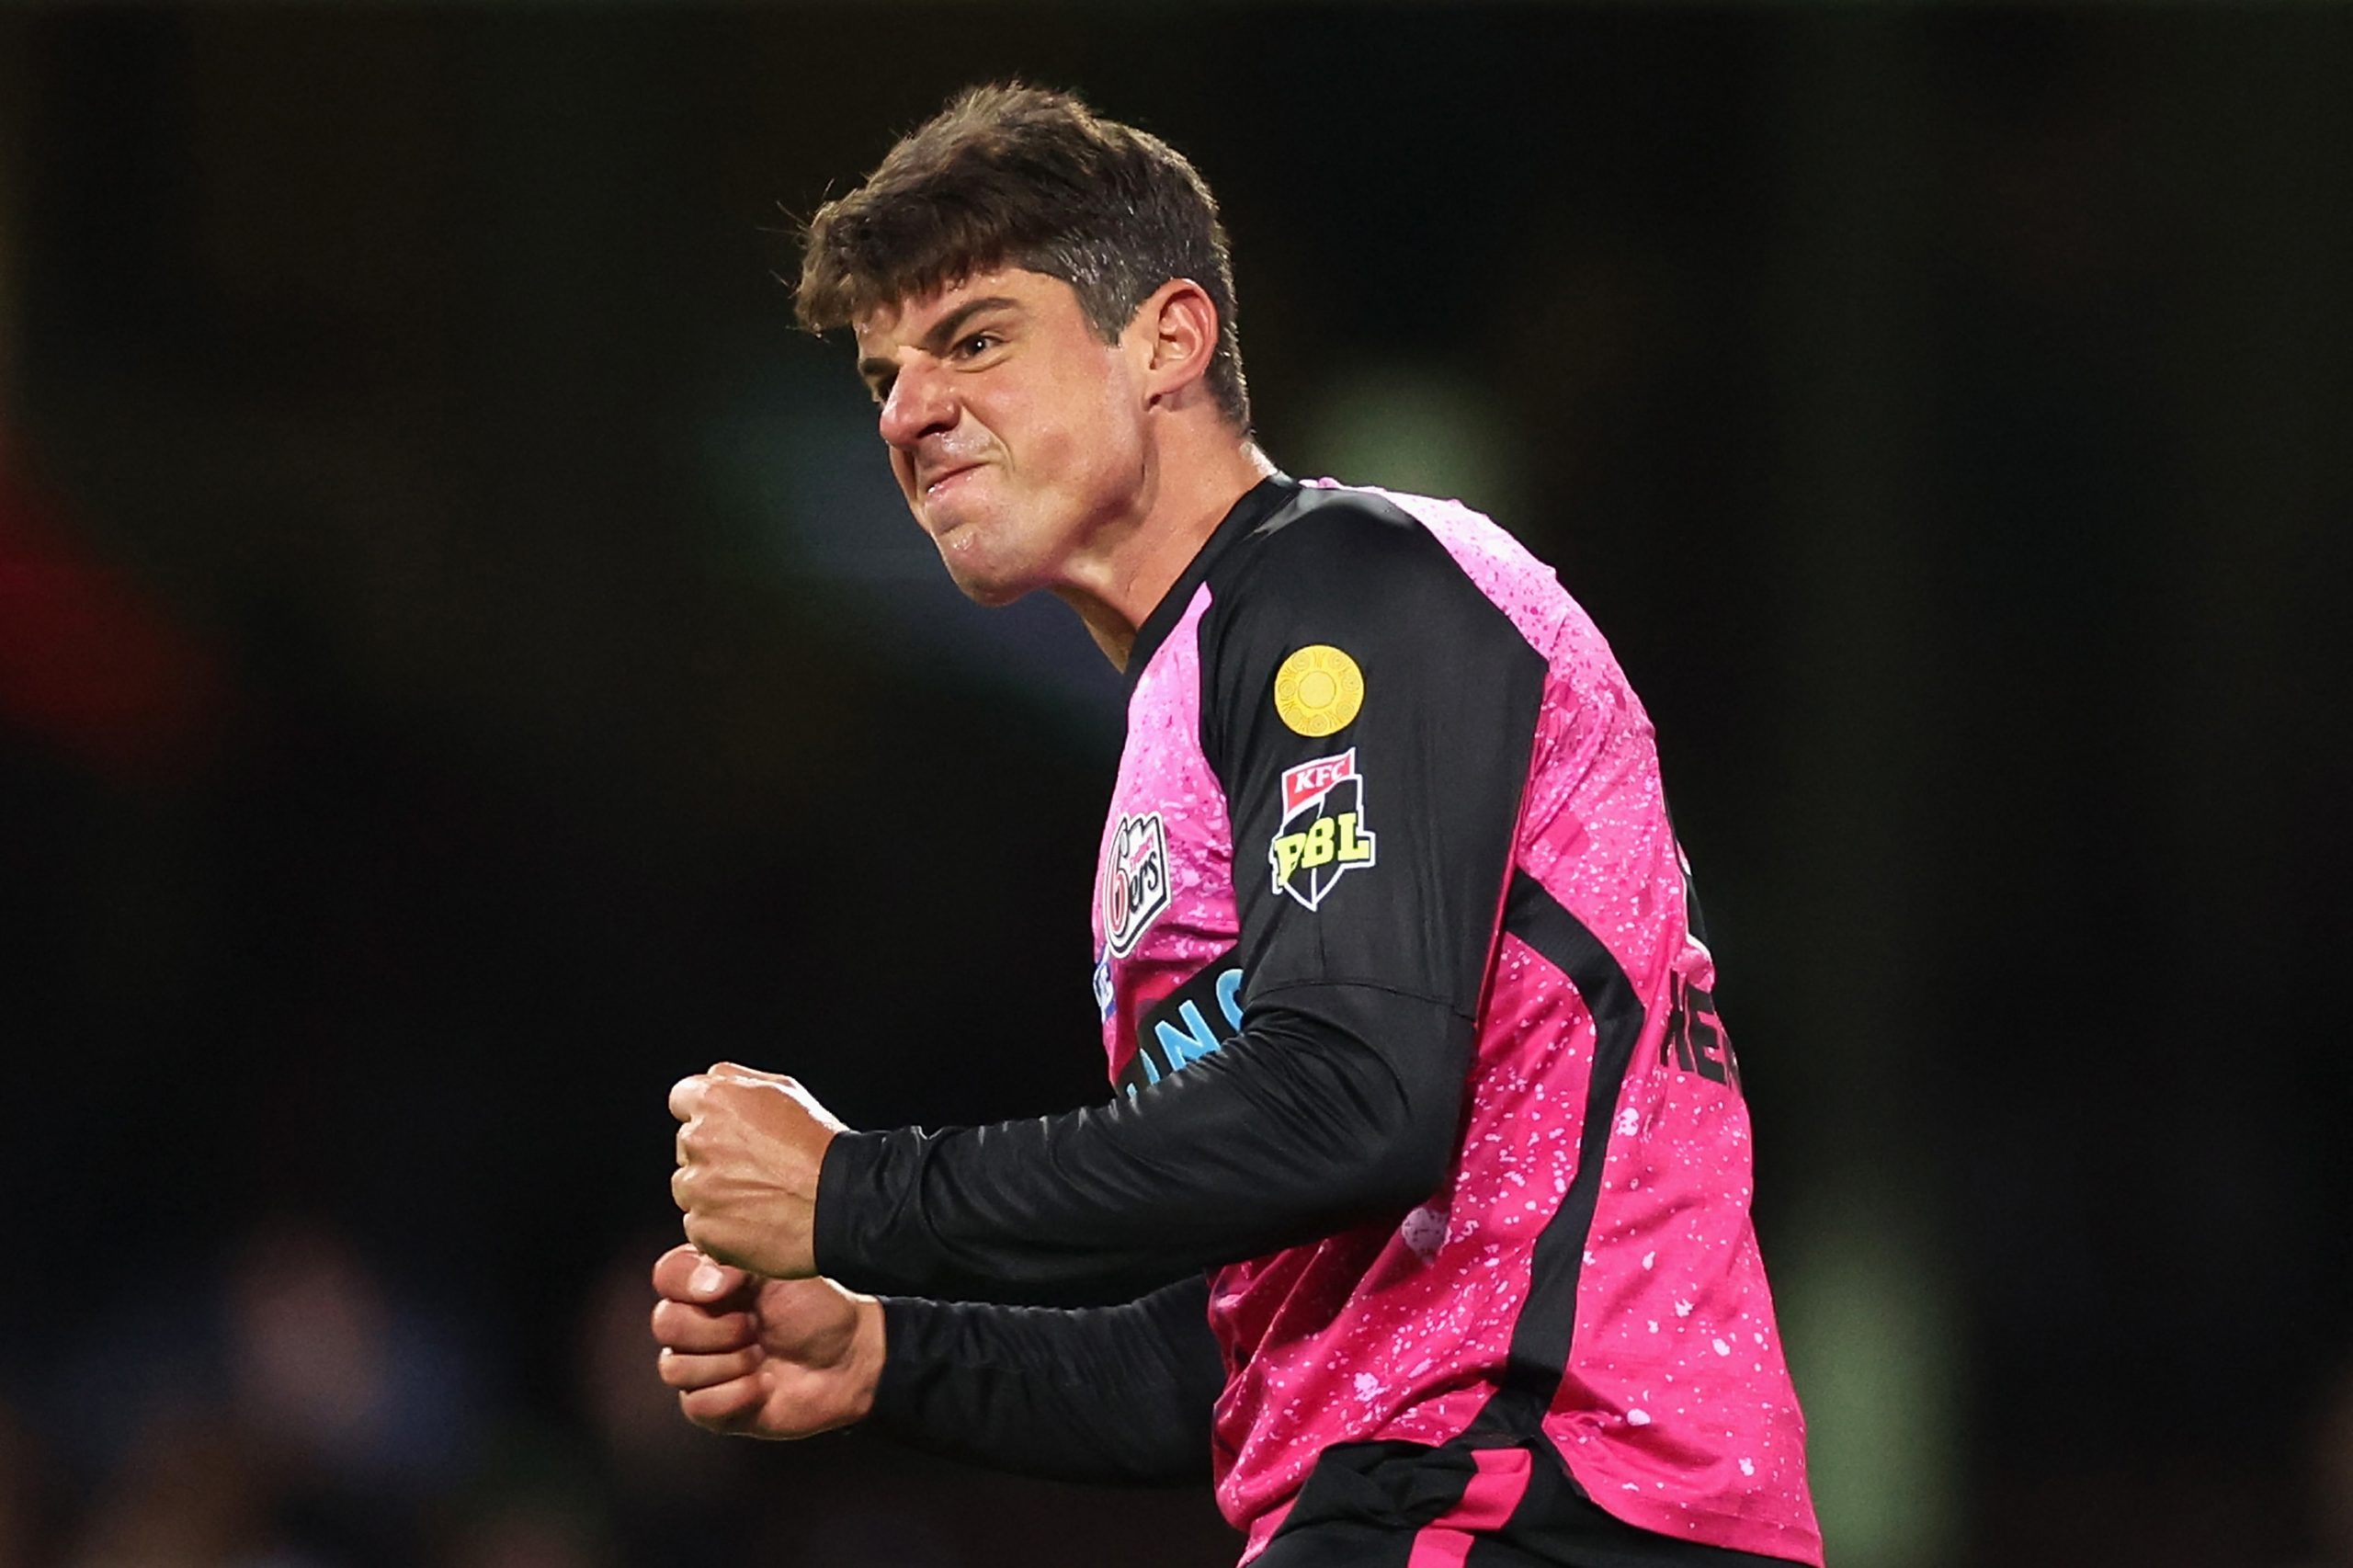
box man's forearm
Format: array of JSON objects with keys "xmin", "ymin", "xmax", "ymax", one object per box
[
  {"xmin": 868, "ymin": 1275, "xmax": 1224, "ymax": 1485},
  {"xmin": 813, "ymin": 983, "xmax": 1472, "ymax": 1302}
]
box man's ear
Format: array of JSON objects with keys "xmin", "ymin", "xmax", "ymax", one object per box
[{"xmin": 1131, "ymin": 278, "xmax": 1219, "ymax": 405}]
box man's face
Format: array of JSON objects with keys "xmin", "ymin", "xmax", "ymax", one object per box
[{"xmin": 854, "ymin": 267, "xmax": 1146, "ymax": 605}]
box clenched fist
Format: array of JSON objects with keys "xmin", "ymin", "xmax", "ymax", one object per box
[
  {"xmin": 648, "ymin": 1244, "xmax": 884, "ymax": 1439},
  {"xmin": 669, "ymin": 1062, "xmax": 849, "ymax": 1279}
]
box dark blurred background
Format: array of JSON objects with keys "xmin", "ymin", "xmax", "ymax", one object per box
[{"xmin": 1, "ymin": 6, "xmax": 2348, "ymax": 1567}]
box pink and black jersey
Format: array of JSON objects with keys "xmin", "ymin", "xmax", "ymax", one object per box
[{"xmin": 818, "ymin": 476, "xmax": 1822, "ymax": 1568}]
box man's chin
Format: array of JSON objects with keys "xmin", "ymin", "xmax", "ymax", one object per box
[
  {"xmin": 933, "ymin": 546, "xmax": 1037, "ymax": 608},
  {"xmin": 948, "ymin": 574, "xmax": 1034, "ymax": 608}
]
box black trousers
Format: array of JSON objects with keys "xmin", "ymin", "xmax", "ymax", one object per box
[{"xmin": 1251, "ymin": 1440, "xmax": 1809, "ymax": 1568}]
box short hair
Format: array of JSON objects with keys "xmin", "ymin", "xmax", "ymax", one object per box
[{"xmin": 796, "ymin": 83, "xmax": 1251, "ymax": 431}]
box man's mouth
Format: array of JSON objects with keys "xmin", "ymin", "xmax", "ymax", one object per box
[{"xmin": 922, "ymin": 461, "xmax": 982, "ymax": 498}]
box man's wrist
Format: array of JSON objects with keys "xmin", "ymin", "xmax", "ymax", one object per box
[{"xmin": 809, "ymin": 1127, "xmax": 872, "ymax": 1280}]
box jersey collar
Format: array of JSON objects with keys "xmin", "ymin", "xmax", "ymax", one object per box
[{"xmin": 1121, "ymin": 472, "xmax": 1299, "ymax": 700}]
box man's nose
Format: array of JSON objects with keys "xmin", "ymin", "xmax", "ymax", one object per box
[{"xmin": 877, "ymin": 360, "xmax": 955, "ymax": 450}]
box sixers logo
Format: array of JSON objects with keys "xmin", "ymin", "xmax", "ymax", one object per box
[
  {"xmin": 1102, "ymin": 812, "xmax": 1173, "ymax": 958},
  {"xmin": 1269, "ymin": 748, "xmax": 1377, "ymax": 910}
]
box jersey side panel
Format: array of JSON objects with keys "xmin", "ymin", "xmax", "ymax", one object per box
[
  {"xmin": 1093, "ymin": 583, "xmax": 1243, "ymax": 1088},
  {"xmin": 1510, "ymin": 694, "xmax": 1813, "ymax": 1555}
]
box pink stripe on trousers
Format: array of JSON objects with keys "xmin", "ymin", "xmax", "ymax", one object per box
[{"xmin": 1404, "ymin": 1449, "xmax": 1532, "ymax": 1568}]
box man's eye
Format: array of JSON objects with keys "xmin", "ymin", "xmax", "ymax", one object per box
[{"xmin": 956, "ymin": 333, "xmax": 999, "ymax": 358}]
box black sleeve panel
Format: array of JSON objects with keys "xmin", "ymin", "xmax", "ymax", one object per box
[
  {"xmin": 867, "ymin": 1275, "xmax": 1223, "ymax": 1484},
  {"xmin": 1199, "ymin": 487, "xmax": 1551, "ymax": 1018},
  {"xmin": 811, "ymin": 489, "xmax": 1546, "ymax": 1305}
]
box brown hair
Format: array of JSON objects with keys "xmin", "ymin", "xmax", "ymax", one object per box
[{"xmin": 796, "ymin": 83, "xmax": 1251, "ymax": 431}]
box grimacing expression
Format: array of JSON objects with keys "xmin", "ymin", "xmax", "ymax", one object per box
[{"xmin": 854, "ymin": 267, "xmax": 1149, "ymax": 605}]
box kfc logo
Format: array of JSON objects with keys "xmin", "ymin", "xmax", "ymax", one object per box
[{"xmin": 1268, "ymin": 748, "xmax": 1378, "ymax": 911}]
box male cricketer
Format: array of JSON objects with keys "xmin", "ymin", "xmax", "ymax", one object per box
[{"xmin": 654, "ymin": 84, "xmax": 1823, "ymax": 1568}]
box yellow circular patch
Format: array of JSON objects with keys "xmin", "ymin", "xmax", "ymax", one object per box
[{"xmin": 1273, "ymin": 644, "xmax": 1364, "ymax": 736}]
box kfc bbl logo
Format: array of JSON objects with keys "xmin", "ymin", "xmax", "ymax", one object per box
[
  {"xmin": 1268, "ymin": 748, "xmax": 1378, "ymax": 910},
  {"xmin": 1103, "ymin": 812, "xmax": 1172, "ymax": 957}
]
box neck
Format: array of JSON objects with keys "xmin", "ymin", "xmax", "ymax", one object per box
[{"xmin": 1053, "ymin": 434, "xmax": 1279, "ymax": 672}]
